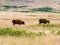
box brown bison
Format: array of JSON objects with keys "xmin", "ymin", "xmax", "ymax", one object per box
[
  {"xmin": 12, "ymin": 19, "xmax": 25, "ymax": 25},
  {"xmin": 39, "ymin": 19, "xmax": 50, "ymax": 24}
]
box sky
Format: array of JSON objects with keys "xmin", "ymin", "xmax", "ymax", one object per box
[{"xmin": 0, "ymin": 0, "xmax": 60, "ymax": 9}]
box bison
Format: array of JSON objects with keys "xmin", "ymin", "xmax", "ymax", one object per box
[
  {"xmin": 12, "ymin": 19, "xmax": 25, "ymax": 25},
  {"xmin": 39, "ymin": 19, "xmax": 50, "ymax": 24}
]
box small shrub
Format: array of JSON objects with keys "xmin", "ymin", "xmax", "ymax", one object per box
[
  {"xmin": 32, "ymin": 7, "xmax": 54, "ymax": 12},
  {"xmin": 56, "ymin": 31, "xmax": 60, "ymax": 35}
]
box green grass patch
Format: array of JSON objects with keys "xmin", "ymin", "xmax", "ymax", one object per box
[
  {"xmin": 30, "ymin": 24, "xmax": 60, "ymax": 28},
  {"xmin": 51, "ymin": 30, "xmax": 60, "ymax": 35},
  {"xmin": 0, "ymin": 28, "xmax": 60, "ymax": 37},
  {"xmin": 31, "ymin": 7, "xmax": 54, "ymax": 12},
  {"xmin": 56, "ymin": 31, "xmax": 60, "ymax": 35},
  {"xmin": 3, "ymin": 18, "xmax": 11, "ymax": 20},
  {"xmin": 0, "ymin": 28, "xmax": 46, "ymax": 37},
  {"xmin": 0, "ymin": 28, "xmax": 21, "ymax": 36}
]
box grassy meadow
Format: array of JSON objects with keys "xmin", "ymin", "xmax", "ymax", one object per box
[
  {"xmin": 0, "ymin": 27, "xmax": 60, "ymax": 45},
  {"xmin": 0, "ymin": 12, "xmax": 60, "ymax": 45}
]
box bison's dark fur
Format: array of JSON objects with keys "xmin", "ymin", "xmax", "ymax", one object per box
[
  {"xmin": 39, "ymin": 19, "xmax": 50, "ymax": 24},
  {"xmin": 12, "ymin": 19, "xmax": 25, "ymax": 25}
]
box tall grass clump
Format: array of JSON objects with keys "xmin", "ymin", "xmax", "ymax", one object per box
[
  {"xmin": 51, "ymin": 30, "xmax": 60, "ymax": 35},
  {"xmin": 56, "ymin": 31, "xmax": 60, "ymax": 35}
]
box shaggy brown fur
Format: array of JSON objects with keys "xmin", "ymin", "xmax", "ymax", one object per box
[
  {"xmin": 39, "ymin": 19, "xmax": 50, "ymax": 24},
  {"xmin": 12, "ymin": 19, "xmax": 25, "ymax": 25}
]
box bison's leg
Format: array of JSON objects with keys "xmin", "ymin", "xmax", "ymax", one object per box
[
  {"xmin": 39, "ymin": 22, "xmax": 42, "ymax": 24},
  {"xmin": 13, "ymin": 23, "xmax": 15, "ymax": 25},
  {"xmin": 39, "ymin": 21, "xmax": 42, "ymax": 24},
  {"xmin": 39, "ymin": 22, "xmax": 40, "ymax": 24}
]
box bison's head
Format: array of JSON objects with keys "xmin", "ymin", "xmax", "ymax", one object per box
[
  {"xmin": 22, "ymin": 22, "xmax": 25, "ymax": 25},
  {"xmin": 47, "ymin": 20, "xmax": 50, "ymax": 24}
]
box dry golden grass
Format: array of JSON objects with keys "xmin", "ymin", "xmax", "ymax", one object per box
[
  {"xmin": 0, "ymin": 12, "xmax": 60, "ymax": 30},
  {"xmin": 0, "ymin": 12, "xmax": 60, "ymax": 45},
  {"xmin": 0, "ymin": 34, "xmax": 59, "ymax": 45}
]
